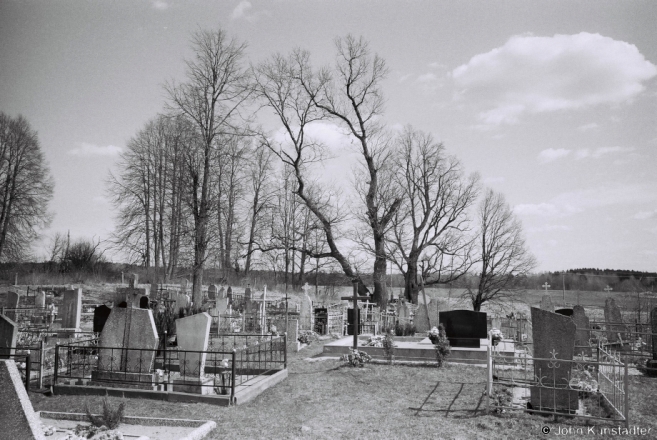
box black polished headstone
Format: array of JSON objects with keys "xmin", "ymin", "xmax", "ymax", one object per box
[
  {"xmin": 438, "ymin": 310, "xmax": 487, "ymax": 348},
  {"xmin": 555, "ymin": 308, "xmax": 573, "ymax": 317},
  {"xmin": 93, "ymin": 305, "xmax": 112, "ymax": 333}
]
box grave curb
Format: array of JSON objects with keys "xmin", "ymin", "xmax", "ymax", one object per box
[
  {"xmin": 52, "ymin": 384, "xmax": 231, "ymax": 406},
  {"xmin": 38, "ymin": 411, "xmax": 217, "ymax": 440},
  {"xmin": 233, "ymin": 368, "xmax": 288, "ymax": 405}
]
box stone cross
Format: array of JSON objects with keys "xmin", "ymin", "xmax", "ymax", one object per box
[
  {"xmin": 302, "ymin": 283, "xmax": 311, "ymax": 296},
  {"xmin": 341, "ymin": 279, "xmax": 369, "ymax": 350},
  {"xmin": 116, "ymin": 274, "xmax": 149, "ymax": 308},
  {"xmin": 604, "ymin": 285, "xmax": 613, "ymax": 294},
  {"xmin": 542, "ymin": 282, "xmax": 550, "ymax": 292}
]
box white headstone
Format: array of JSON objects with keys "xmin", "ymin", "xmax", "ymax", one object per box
[{"xmin": 175, "ymin": 312, "xmax": 212, "ymax": 377}]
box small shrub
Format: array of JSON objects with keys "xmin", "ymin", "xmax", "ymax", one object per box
[
  {"xmin": 298, "ymin": 330, "xmax": 319, "ymax": 345},
  {"xmin": 340, "ymin": 348, "xmax": 372, "ymax": 368},
  {"xmin": 431, "ymin": 324, "xmax": 451, "ymax": 367},
  {"xmin": 84, "ymin": 397, "xmax": 125, "ymax": 430},
  {"xmin": 382, "ymin": 331, "xmax": 396, "ymax": 363},
  {"xmin": 394, "ymin": 322, "xmax": 416, "ymax": 336}
]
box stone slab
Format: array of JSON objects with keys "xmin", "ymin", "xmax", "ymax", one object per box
[
  {"xmin": 572, "ymin": 305, "xmax": 591, "ymax": 356},
  {"xmin": 439, "ymin": 310, "xmax": 487, "ymax": 348},
  {"xmin": 414, "ymin": 303, "xmax": 431, "ymax": 333},
  {"xmin": 604, "ymin": 298, "xmax": 624, "ymax": 342},
  {"xmin": 175, "ymin": 312, "xmax": 212, "ymax": 377},
  {"xmin": 35, "ymin": 291, "xmax": 46, "ymax": 308},
  {"xmin": 0, "ymin": 314, "xmax": 18, "ymax": 358},
  {"xmin": 62, "ymin": 288, "xmax": 82, "ymax": 329},
  {"xmin": 172, "ymin": 376, "xmax": 215, "ymax": 395},
  {"xmin": 0, "ymin": 360, "xmax": 46, "ymax": 439},
  {"xmin": 530, "ymin": 307, "xmax": 578, "ymax": 412}
]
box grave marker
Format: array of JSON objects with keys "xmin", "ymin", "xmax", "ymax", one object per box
[
  {"xmin": 0, "ymin": 314, "xmax": 18, "ymax": 358},
  {"xmin": 173, "ymin": 312, "xmax": 213, "ymax": 393},
  {"xmin": 61, "ymin": 288, "xmax": 82, "ymax": 330},
  {"xmin": 208, "ymin": 285, "xmax": 218, "ymax": 300},
  {"xmin": 116, "ymin": 274, "xmax": 149, "ymax": 309},
  {"xmin": 341, "ymin": 279, "xmax": 369, "ymax": 350},
  {"xmin": 218, "ymin": 286, "xmax": 226, "ymax": 299},
  {"xmin": 604, "ymin": 298, "xmax": 624, "ymax": 342},
  {"xmin": 439, "ymin": 310, "xmax": 487, "ymax": 348},
  {"xmin": 0, "ymin": 360, "xmax": 46, "ymax": 440},
  {"xmin": 530, "ymin": 307, "xmax": 578, "ymax": 412},
  {"xmin": 5, "ymin": 290, "xmax": 19, "ymax": 321},
  {"xmin": 35, "ymin": 291, "xmax": 46, "ymax": 308},
  {"xmin": 396, "ymin": 301, "xmax": 410, "ymax": 323},
  {"xmin": 540, "ymin": 295, "xmax": 554, "ymax": 313},
  {"xmin": 572, "ymin": 305, "xmax": 591, "ymax": 356},
  {"xmin": 414, "ymin": 301, "xmax": 431, "ymax": 333},
  {"xmin": 227, "ymin": 286, "xmax": 233, "ymax": 301}
]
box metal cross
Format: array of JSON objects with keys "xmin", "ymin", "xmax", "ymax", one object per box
[{"xmin": 341, "ymin": 279, "xmax": 369, "ymax": 350}]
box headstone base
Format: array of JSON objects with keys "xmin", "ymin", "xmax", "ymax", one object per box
[
  {"xmin": 530, "ymin": 388, "xmax": 579, "ymax": 414},
  {"xmin": 172, "ymin": 376, "xmax": 215, "ymax": 395},
  {"xmin": 90, "ymin": 370, "xmax": 156, "ymax": 390}
]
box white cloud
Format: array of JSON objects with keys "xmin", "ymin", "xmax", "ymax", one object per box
[
  {"xmin": 578, "ymin": 123, "xmax": 599, "ymax": 132},
  {"xmin": 151, "ymin": 1, "xmax": 169, "ymax": 10},
  {"xmin": 538, "ymin": 148, "xmax": 571, "ymax": 163},
  {"xmin": 633, "ymin": 209, "xmax": 657, "ymax": 220},
  {"xmin": 231, "ymin": 1, "xmax": 253, "ymax": 20},
  {"xmin": 452, "ymin": 33, "xmax": 657, "ymax": 126},
  {"xmin": 68, "ymin": 143, "xmax": 123, "ymax": 157},
  {"xmin": 575, "ymin": 146, "xmax": 635, "ymax": 160}
]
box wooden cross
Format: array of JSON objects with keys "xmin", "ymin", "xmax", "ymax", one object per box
[
  {"xmin": 542, "ymin": 282, "xmax": 550, "ymax": 292},
  {"xmin": 341, "ymin": 279, "xmax": 369, "ymax": 350},
  {"xmin": 604, "ymin": 285, "xmax": 613, "ymax": 294}
]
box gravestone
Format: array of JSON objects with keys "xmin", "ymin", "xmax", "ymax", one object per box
[
  {"xmin": 173, "ymin": 312, "xmax": 213, "ymax": 394},
  {"xmin": 540, "ymin": 295, "xmax": 554, "ymax": 313},
  {"xmin": 396, "ymin": 301, "xmax": 410, "ymax": 324},
  {"xmin": 0, "ymin": 314, "xmax": 18, "ymax": 358},
  {"xmin": 530, "ymin": 307, "xmax": 578, "ymax": 412},
  {"xmin": 35, "ymin": 291, "xmax": 46, "ymax": 308},
  {"xmin": 216, "ymin": 297, "xmax": 228, "ymax": 319},
  {"xmin": 414, "ymin": 302, "xmax": 431, "ymax": 333},
  {"xmin": 96, "ymin": 307, "xmax": 159, "ymax": 376},
  {"xmin": 208, "ymin": 285, "xmax": 218, "ymax": 300},
  {"xmin": 139, "ymin": 296, "xmax": 149, "ymax": 309},
  {"xmin": 245, "ymin": 285, "xmax": 252, "ymax": 301},
  {"xmin": 218, "ymin": 286, "xmax": 226, "ymax": 299},
  {"xmin": 439, "ymin": 310, "xmax": 487, "ymax": 348},
  {"xmin": 572, "ymin": 305, "xmax": 591, "ymax": 356},
  {"xmin": 226, "ymin": 286, "xmax": 233, "ymax": 301},
  {"xmin": 491, "ymin": 317, "xmax": 502, "ymax": 330},
  {"xmin": 555, "ymin": 308, "xmax": 573, "ymax": 317},
  {"xmin": 5, "ymin": 290, "xmax": 19, "ymax": 321},
  {"xmin": 116, "ymin": 275, "xmax": 149, "ymax": 309},
  {"xmin": 652, "ymin": 307, "xmax": 657, "ymax": 360},
  {"xmin": 93, "ymin": 304, "xmax": 112, "ymax": 333},
  {"xmin": 61, "ymin": 288, "xmax": 82, "ymax": 329},
  {"xmin": 175, "ymin": 293, "xmax": 190, "ymax": 313},
  {"xmin": 604, "ymin": 298, "xmax": 624, "ymax": 342},
  {"xmin": 0, "ymin": 360, "xmax": 46, "ymax": 440}
]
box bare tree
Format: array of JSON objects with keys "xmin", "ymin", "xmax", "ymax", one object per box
[
  {"xmin": 466, "ymin": 189, "xmax": 537, "ymax": 311},
  {"xmin": 387, "ymin": 126, "xmax": 480, "ymax": 303},
  {"xmin": 253, "ymin": 50, "xmax": 370, "ymax": 294},
  {"xmin": 298, "ymin": 35, "xmax": 400, "ymax": 305},
  {"xmin": 0, "ymin": 113, "xmax": 54, "ymax": 261},
  {"xmin": 165, "ymin": 28, "xmax": 252, "ymax": 304}
]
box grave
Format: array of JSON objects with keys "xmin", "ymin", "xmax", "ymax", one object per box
[
  {"xmin": 218, "ymin": 286, "xmax": 226, "ymax": 299},
  {"xmin": 555, "ymin": 308, "xmax": 573, "ymax": 317},
  {"xmin": 0, "ymin": 360, "xmax": 46, "ymax": 440},
  {"xmin": 61, "ymin": 288, "xmax": 82, "ymax": 331},
  {"xmin": 92, "ymin": 304, "xmax": 112, "ymax": 333},
  {"xmin": 116, "ymin": 274, "xmax": 150, "ymax": 309},
  {"xmin": 173, "ymin": 312, "xmax": 213, "ymax": 394},
  {"xmin": 208, "ymin": 285, "xmax": 218, "ymax": 300},
  {"xmin": 227, "ymin": 286, "xmax": 233, "ymax": 301},
  {"xmin": 93, "ymin": 307, "xmax": 159, "ymax": 388},
  {"xmin": 396, "ymin": 301, "xmax": 410, "ymax": 324},
  {"xmin": 175, "ymin": 292, "xmax": 190, "ymax": 314},
  {"xmin": 414, "ymin": 302, "xmax": 431, "ymax": 333},
  {"xmin": 5, "ymin": 290, "xmax": 19, "ymax": 321},
  {"xmin": 571, "ymin": 305, "xmax": 591, "ymax": 356},
  {"xmin": 604, "ymin": 298, "xmax": 625, "ymax": 343},
  {"xmin": 540, "ymin": 295, "xmax": 554, "ymax": 313},
  {"xmin": 0, "ymin": 314, "xmax": 18, "ymax": 358},
  {"xmin": 438, "ymin": 310, "xmax": 487, "ymax": 348},
  {"xmin": 35, "ymin": 291, "xmax": 46, "ymax": 308},
  {"xmin": 530, "ymin": 307, "xmax": 578, "ymax": 413}
]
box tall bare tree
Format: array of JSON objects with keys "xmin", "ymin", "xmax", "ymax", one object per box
[
  {"xmin": 387, "ymin": 126, "xmax": 480, "ymax": 303},
  {"xmin": 253, "ymin": 50, "xmax": 369, "ymax": 294},
  {"xmin": 166, "ymin": 28, "xmax": 252, "ymax": 304},
  {"xmin": 466, "ymin": 189, "xmax": 537, "ymax": 311},
  {"xmin": 0, "ymin": 113, "xmax": 53, "ymax": 261},
  {"xmin": 297, "ymin": 35, "xmax": 401, "ymax": 305}
]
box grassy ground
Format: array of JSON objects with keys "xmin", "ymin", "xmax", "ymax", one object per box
[{"xmin": 30, "ymin": 339, "xmax": 657, "ymax": 440}]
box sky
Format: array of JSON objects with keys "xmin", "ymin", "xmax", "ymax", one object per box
[{"xmin": 0, "ymin": 0, "xmax": 656, "ymax": 273}]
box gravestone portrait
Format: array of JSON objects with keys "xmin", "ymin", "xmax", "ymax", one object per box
[
  {"xmin": 0, "ymin": 314, "xmax": 18, "ymax": 358},
  {"xmin": 555, "ymin": 308, "xmax": 573, "ymax": 317},
  {"xmin": 62, "ymin": 288, "xmax": 82, "ymax": 329},
  {"xmin": 571, "ymin": 305, "xmax": 591, "ymax": 356},
  {"xmin": 438, "ymin": 310, "xmax": 487, "ymax": 348},
  {"xmin": 0, "ymin": 360, "xmax": 46, "ymax": 440},
  {"xmin": 530, "ymin": 307, "xmax": 578, "ymax": 412},
  {"xmin": 540, "ymin": 295, "xmax": 554, "ymax": 313},
  {"xmin": 93, "ymin": 304, "xmax": 112, "ymax": 333}
]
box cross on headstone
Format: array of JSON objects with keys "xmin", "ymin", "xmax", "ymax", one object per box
[
  {"xmin": 341, "ymin": 279, "xmax": 369, "ymax": 350},
  {"xmin": 302, "ymin": 282, "xmax": 311, "ymax": 296},
  {"xmin": 604, "ymin": 285, "xmax": 613, "ymax": 294},
  {"xmin": 542, "ymin": 282, "xmax": 550, "ymax": 292}
]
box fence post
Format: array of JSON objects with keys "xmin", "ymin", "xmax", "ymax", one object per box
[
  {"xmin": 284, "ymin": 332, "xmax": 288, "ymax": 369},
  {"xmin": 624, "ymin": 360, "xmax": 629, "ymax": 429},
  {"xmin": 53, "ymin": 344, "xmax": 59, "ymax": 392},
  {"xmin": 39, "ymin": 339, "xmax": 45, "ymax": 389},
  {"xmin": 486, "ymin": 343, "xmax": 492, "ymax": 414},
  {"xmin": 231, "ymin": 349, "xmax": 236, "ymax": 404},
  {"xmin": 25, "ymin": 350, "xmax": 31, "ymax": 392}
]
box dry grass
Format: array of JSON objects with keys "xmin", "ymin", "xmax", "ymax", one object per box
[{"xmin": 29, "ymin": 339, "xmax": 657, "ymax": 440}]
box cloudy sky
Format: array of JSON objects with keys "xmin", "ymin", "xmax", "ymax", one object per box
[{"xmin": 1, "ymin": 0, "xmax": 656, "ymax": 272}]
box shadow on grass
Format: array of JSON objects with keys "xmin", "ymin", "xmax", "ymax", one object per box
[{"xmin": 410, "ymin": 380, "xmax": 487, "ymax": 418}]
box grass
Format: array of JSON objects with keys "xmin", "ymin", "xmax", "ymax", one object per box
[{"xmin": 29, "ymin": 339, "xmax": 657, "ymax": 440}]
